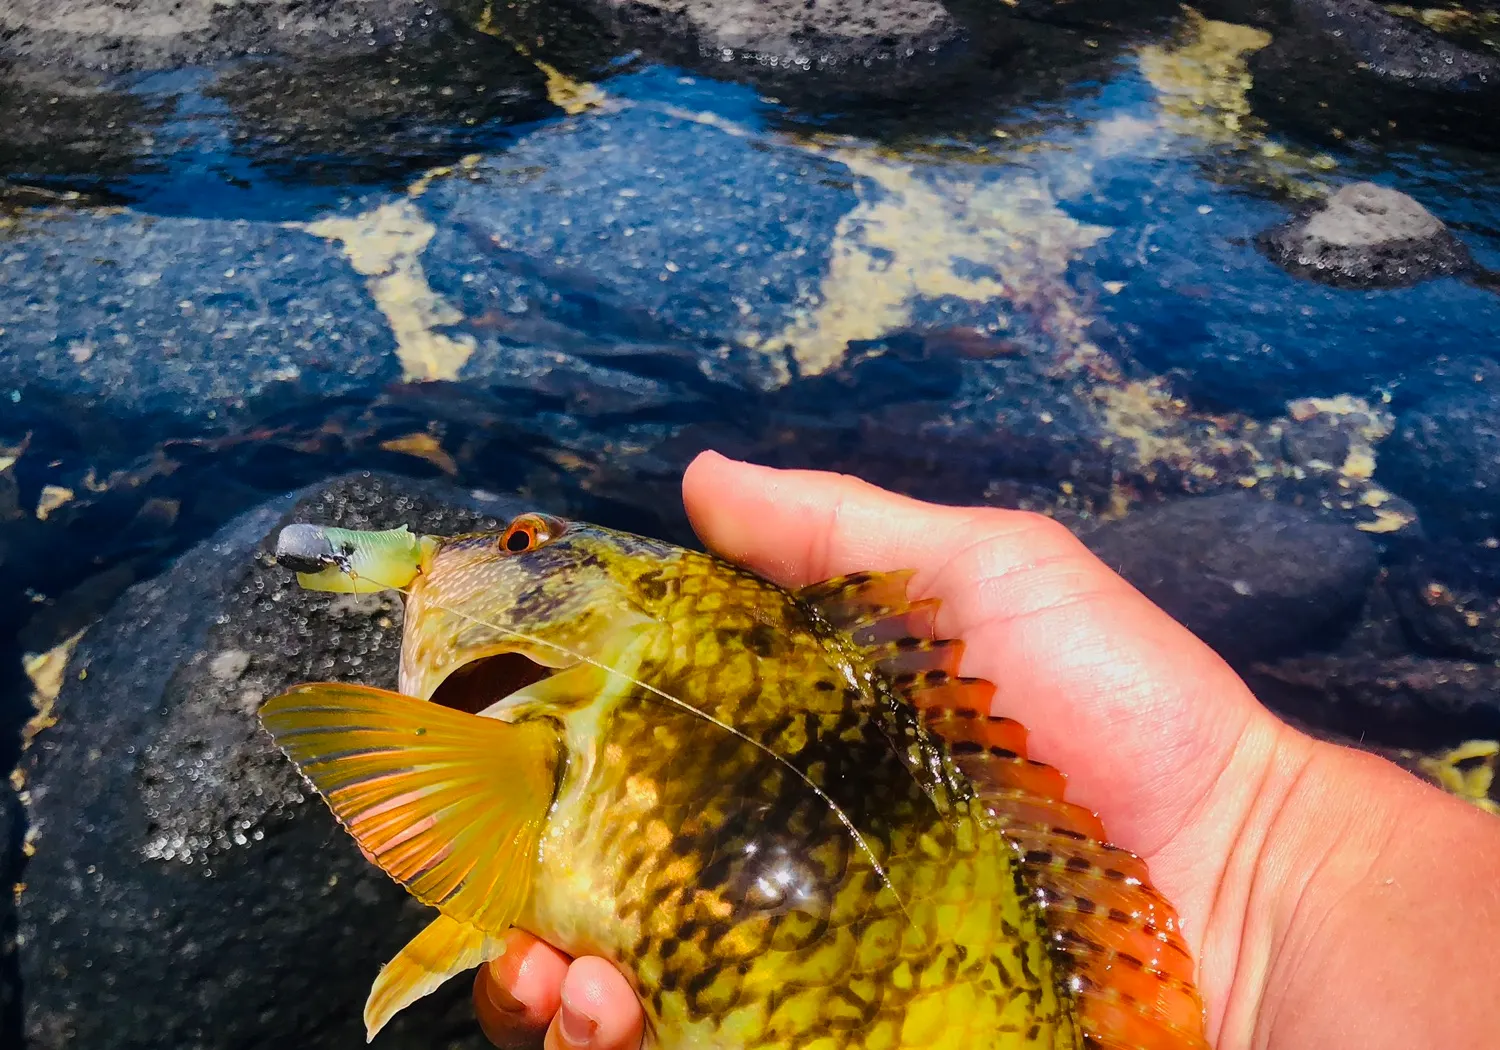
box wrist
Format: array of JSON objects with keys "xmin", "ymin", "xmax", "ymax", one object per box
[{"xmin": 1214, "ymin": 732, "xmax": 1500, "ymax": 1050}]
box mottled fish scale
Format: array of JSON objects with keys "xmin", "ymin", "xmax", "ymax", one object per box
[{"xmin": 514, "ymin": 550, "xmax": 1079, "ymax": 1049}]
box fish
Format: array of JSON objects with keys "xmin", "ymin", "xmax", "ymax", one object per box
[{"xmin": 258, "ymin": 514, "xmax": 1210, "ymax": 1049}]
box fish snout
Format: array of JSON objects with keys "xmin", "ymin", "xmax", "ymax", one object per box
[{"xmin": 275, "ymin": 523, "xmax": 340, "ymax": 575}]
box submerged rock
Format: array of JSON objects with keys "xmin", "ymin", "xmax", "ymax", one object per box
[
  {"xmin": 1247, "ymin": 0, "xmax": 1500, "ymax": 151},
  {"xmin": 1257, "ymin": 182, "xmax": 1472, "ymax": 289},
  {"xmin": 15, "ymin": 472, "xmax": 526, "ymax": 1050},
  {"xmin": 1380, "ymin": 385, "xmax": 1500, "ymax": 540},
  {"xmin": 577, "ymin": 0, "xmax": 965, "ymax": 70},
  {"xmin": 1245, "ymin": 654, "xmax": 1500, "ymax": 749},
  {"xmin": 0, "ymin": 0, "xmax": 454, "ymax": 72},
  {"xmin": 0, "ymin": 209, "xmax": 399, "ymax": 437},
  {"xmin": 1083, "ymin": 493, "xmax": 1379, "ymax": 664},
  {"xmin": 1388, "ymin": 541, "xmax": 1500, "ymax": 661}
]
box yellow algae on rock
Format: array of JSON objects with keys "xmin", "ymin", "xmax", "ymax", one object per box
[
  {"xmin": 379, "ymin": 432, "xmax": 460, "ymax": 475},
  {"xmin": 1355, "ymin": 506, "xmax": 1415, "ymax": 533},
  {"xmin": 35, "ymin": 484, "xmax": 75, "ymax": 521},
  {"xmin": 536, "ymin": 60, "xmax": 607, "ymax": 115},
  {"xmin": 471, "ymin": 0, "xmax": 606, "ymax": 115},
  {"xmin": 757, "ymin": 151, "xmax": 1112, "ymax": 376},
  {"xmin": 293, "ymin": 201, "xmax": 476, "ymax": 383},
  {"xmin": 1384, "ymin": 3, "xmax": 1500, "ymax": 39},
  {"xmin": 1097, "ymin": 379, "xmax": 1216, "ymax": 481},
  {"xmin": 20, "ymin": 628, "xmax": 88, "ymax": 755},
  {"xmin": 1411, "ymin": 740, "xmax": 1500, "ymax": 816},
  {"xmin": 1138, "ymin": 9, "xmax": 1332, "ymax": 195},
  {"xmin": 1138, "ymin": 10, "xmax": 1271, "ymax": 139},
  {"xmin": 1341, "ymin": 444, "xmax": 1377, "ymax": 479}
]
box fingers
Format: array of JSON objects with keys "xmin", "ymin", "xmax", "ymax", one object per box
[
  {"xmin": 680, "ymin": 451, "xmax": 1282, "ymax": 858},
  {"xmin": 474, "ymin": 930, "xmax": 568, "ymax": 1046},
  {"xmin": 475, "ymin": 932, "xmax": 643, "ymax": 1050},
  {"xmin": 542, "ymin": 957, "xmax": 645, "ymax": 1050}
]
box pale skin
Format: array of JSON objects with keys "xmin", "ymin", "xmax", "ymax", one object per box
[{"xmin": 472, "ymin": 450, "xmax": 1500, "ymax": 1050}]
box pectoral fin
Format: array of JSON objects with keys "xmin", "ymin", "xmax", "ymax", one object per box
[
  {"xmin": 259, "ymin": 682, "xmax": 560, "ymax": 934},
  {"xmin": 365, "ymin": 913, "xmax": 507, "ymax": 1041}
]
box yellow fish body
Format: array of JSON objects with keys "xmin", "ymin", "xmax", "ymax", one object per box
[{"xmin": 261, "ymin": 515, "xmax": 1209, "ymax": 1050}]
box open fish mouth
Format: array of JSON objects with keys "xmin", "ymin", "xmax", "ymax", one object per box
[{"xmin": 428, "ymin": 650, "xmax": 567, "ymax": 715}]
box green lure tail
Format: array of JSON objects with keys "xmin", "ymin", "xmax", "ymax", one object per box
[{"xmin": 274, "ymin": 524, "xmax": 438, "ymax": 594}]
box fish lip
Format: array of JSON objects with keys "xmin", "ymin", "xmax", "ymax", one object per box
[{"xmin": 427, "ymin": 646, "xmax": 576, "ymax": 715}]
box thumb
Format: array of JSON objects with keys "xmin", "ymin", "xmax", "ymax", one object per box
[{"xmin": 681, "ymin": 450, "xmax": 1286, "ymax": 864}]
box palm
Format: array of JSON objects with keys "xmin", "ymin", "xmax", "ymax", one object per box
[
  {"xmin": 677, "ymin": 454, "xmax": 1291, "ymax": 1043},
  {"xmin": 473, "ymin": 452, "xmax": 1499, "ymax": 1050}
]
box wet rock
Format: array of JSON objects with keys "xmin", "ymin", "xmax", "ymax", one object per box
[
  {"xmin": 0, "ymin": 209, "xmax": 398, "ymax": 437},
  {"xmin": 0, "ymin": 0, "xmax": 455, "ymax": 73},
  {"xmin": 1247, "ymin": 0, "xmax": 1500, "ymax": 151},
  {"xmin": 0, "ymin": 68, "xmax": 175, "ymax": 194},
  {"xmin": 1245, "ymin": 654, "xmax": 1500, "ymax": 749},
  {"xmin": 1388, "ymin": 541, "xmax": 1500, "ymax": 661},
  {"xmin": 1257, "ymin": 183, "xmax": 1472, "ymax": 289},
  {"xmin": 205, "ymin": 31, "xmax": 556, "ymax": 188},
  {"xmin": 1083, "ymin": 493, "xmax": 1379, "ymax": 664},
  {"xmin": 1, "ymin": 27, "xmax": 555, "ymax": 204},
  {"xmin": 16, "ymin": 471, "xmax": 526, "ymax": 1050},
  {"xmin": 1280, "ymin": 416, "xmax": 1351, "ymax": 469},
  {"xmin": 1380, "ymin": 385, "xmax": 1500, "ymax": 539},
  {"xmin": 578, "ymin": 0, "xmax": 965, "ymax": 72}
]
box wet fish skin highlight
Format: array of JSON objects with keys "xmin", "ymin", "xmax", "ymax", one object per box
[{"xmin": 259, "ymin": 513, "xmax": 1210, "ymax": 1049}]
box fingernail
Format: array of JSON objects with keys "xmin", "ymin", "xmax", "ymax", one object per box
[
  {"xmin": 558, "ymin": 1001, "xmax": 598, "ymax": 1047},
  {"xmin": 484, "ymin": 977, "xmax": 527, "ymax": 1015}
]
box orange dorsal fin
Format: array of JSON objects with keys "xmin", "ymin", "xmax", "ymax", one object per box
[
  {"xmin": 802, "ymin": 570, "xmax": 1212, "ymax": 1050},
  {"xmin": 798, "ymin": 570, "xmax": 923, "ymax": 629},
  {"xmin": 259, "ymin": 682, "xmax": 559, "ymax": 936},
  {"xmin": 930, "ymin": 708, "xmax": 1208, "ymax": 1048}
]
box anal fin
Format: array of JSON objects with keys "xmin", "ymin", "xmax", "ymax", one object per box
[{"xmin": 365, "ymin": 914, "xmax": 507, "ymax": 1041}]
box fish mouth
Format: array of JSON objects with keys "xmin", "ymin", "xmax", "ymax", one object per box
[{"xmin": 429, "ymin": 650, "xmax": 563, "ymax": 715}]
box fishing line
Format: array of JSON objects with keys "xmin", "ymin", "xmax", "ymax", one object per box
[{"xmin": 324, "ymin": 559, "xmax": 911, "ymax": 919}]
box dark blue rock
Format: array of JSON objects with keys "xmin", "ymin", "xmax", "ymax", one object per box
[
  {"xmin": 1083, "ymin": 492, "xmax": 1380, "ymax": 664},
  {"xmin": 16, "ymin": 472, "xmax": 525, "ymax": 1050},
  {"xmin": 1380, "ymin": 384, "xmax": 1500, "ymax": 540}
]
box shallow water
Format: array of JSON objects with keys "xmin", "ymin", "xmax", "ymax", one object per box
[{"xmin": 4, "ymin": 2, "xmax": 1500, "ymax": 1036}]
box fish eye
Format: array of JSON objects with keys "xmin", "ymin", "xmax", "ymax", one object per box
[{"xmin": 498, "ymin": 514, "xmax": 556, "ymax": 554}]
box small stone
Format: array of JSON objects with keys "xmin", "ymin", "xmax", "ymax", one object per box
[
  {"xmin": 208, "ymin": 649, "xmax": 250, "ymax": 682},
  {"xmin": 1256, "ymin": 182, "xmax": 1472, "ymax": 288}
]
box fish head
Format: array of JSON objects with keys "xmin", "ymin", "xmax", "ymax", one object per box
[
  {"xmin": 400, "ymin": 513, "xmax": 669, "ymax": 708},
  {"xmin": 275, "ymin": 514, "xmax": 678, "ymax": 714}
]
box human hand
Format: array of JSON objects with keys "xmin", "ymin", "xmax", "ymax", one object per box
[{"xmin": 474, "ymin": 451, "xmax": 1500, "ymax": 1050}]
